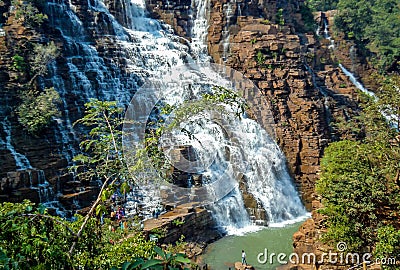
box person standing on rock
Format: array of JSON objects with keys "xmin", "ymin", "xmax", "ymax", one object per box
[{"xmin": 241, "ymin": 250, "xmax": 247, "ymax": 265}]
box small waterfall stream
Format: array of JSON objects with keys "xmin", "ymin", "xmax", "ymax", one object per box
[
  {"xmin": 1, "ymin": 117, "xmax": 32, "ymax": 170},
  {"xmin": 318, "ymin": 13, "xmax": 398, "ymax": 129}
]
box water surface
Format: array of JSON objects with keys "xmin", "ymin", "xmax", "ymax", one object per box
[{"xmin": 202, "ymin": 221, "xmax": 305, "ymax": 270}]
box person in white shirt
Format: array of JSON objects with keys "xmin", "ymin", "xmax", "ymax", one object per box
[{"xmin": 241, "ymin": 250, "xmax": 247, "ymax": 265}]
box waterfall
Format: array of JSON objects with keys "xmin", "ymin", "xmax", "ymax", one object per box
[
  {"xmin": 339, "ymin": 64, "xmax": 399, "ymax": 128},
  {"xmin": 0, "ymin": 0, "xmax": 308, "ymax": 230},
  {"xmin": 123, "ymin": 62, "xmax": 307, "ymax": 233},
  {"xmin": 318, "ymin": 15, "xmax": 334, "ymax": 49},
  {"xmin": 339, "ymin": 64, "xmax": 375, "ymax": 97},
  {"xmin": 221, "ymin": 0, "xmax": 234, "ymax": 63},
  {"xmin": 0, "ymin": 117, "xmax": 32, "ymax": 170},
  {"xmin": 191, "ymin": 0, "xmax": 210, "ymax": 61},
  {"xmin": 317, "ymin": 14, "xmax": 397, "ymax": 129}
]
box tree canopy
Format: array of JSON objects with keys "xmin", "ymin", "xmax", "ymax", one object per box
[
  {"xmin": 334, "ymin": 0, "xmax": 400, "ymax": 71},
  {"xmin": 317, "ymin": 77, "xmax": 400, "ymax": 265}
]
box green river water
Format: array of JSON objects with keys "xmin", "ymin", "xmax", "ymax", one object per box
[{"xmin": 201, "ymin": 221, "xmax": 304, "ymax": 270}]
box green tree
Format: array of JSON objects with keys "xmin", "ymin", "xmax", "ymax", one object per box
[
  {"xmin": 16, "ymin": 87, "xmax": 61, "ymax": 134},
  {"xmin": 0, "ymin": 200, "xmax": 72, "ymax": 269},
  {"xmin": 13, "ymin": 42, "xmax": 60, "ymax": 134},
  {"xmin": 0, "ymin": 200, "xmax": 177, "ymax": 269},
  {"xmin": 69, "ymin": 99, "xmax": 133, "ymax": 256},
  {"xmin": 375, "ymin": 225, "xmax": 400, "ymax": 269},
  {"xmin": 375, "ymin": 74, "xmax": 400, "ymax": 128},
  {"xmin": 316, "ymin": 77, "xmax": 400, "ymax": 255},
  {"xmin": 28, "ymin": 41, "xmax": 59, "ymax": 85},
  {"xmin": 304, "ymin": 0, "xmax": 338, "ymax": 11},
  {"xmin": 334, "ymin": 0, "xmax": 400, "ymax": 71},
  {"xmin": 12, "ymin": 0, "xmax": 48, "ymax": 27},
  {"xmin": 11, "ymin": 54, "xmax": 26, "ymax": 72},
  {"xmin": 334, "ymin": 0, "xmax": 374, "ymax": 41},
  {"xmin": 365, "ymin": 0, "xmax": 400, "ymax": 71}
]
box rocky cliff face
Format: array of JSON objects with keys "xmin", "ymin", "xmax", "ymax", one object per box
[
  {"xmin": 0, "ymin": 0, "xmax": 138, "ymax": 209},
  {"xmin": 0, "ymin": 5, "xmax": 72, "ymax": 204},
  {"xmin": 144, "ymin": 1, "xmax": 364, "ymax": 225},
  {"xmin": 0, "ymin": 0, "xmax": 366, "ymax": 228}
]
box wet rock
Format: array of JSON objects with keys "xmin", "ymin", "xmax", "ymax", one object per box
[{"xmin": 144, "ymin": 203, "xmax": 219, "ymax": 244}]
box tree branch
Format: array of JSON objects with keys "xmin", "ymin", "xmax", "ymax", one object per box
[
  {"xmin": 68, "ymin": 175, "xmax": 119, "ymax": 255},
  {"xmin": 21, "ymin": 213, "xmax": 77, "ymax": 237}
]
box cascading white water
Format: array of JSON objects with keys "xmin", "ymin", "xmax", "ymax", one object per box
[
  {"xmin": 191, "ymin": 0, "xmax": 210, "ymax": 61},
  {"xmin": 339, "ymin": 64, "xmax": 375, "ymax": 97},
  {"xmin": 0, "ymin": 117, "xmax": 32, "ymax": 170},
  {"xmin": 163, "ymin": 96, "xmax": 307, "ymax": 233},
  {"xmin": 170, "ymin": 97, "xmax": 306, "ymax": 233},
  {"xmin": 318, "ymin": 15, "xmax": 398, "ymax": 129},
  {"xmin": 221, "ymin": 0, "xmax": 234, "ymax": 63},
  {"xmin": 42, "ymin": 0, "xmax": 308, "ymax": 230}
]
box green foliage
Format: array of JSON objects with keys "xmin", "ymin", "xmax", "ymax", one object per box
[
  {"xmin": 111, "ymin": 246, "xmax": 191, "ymax": 270},
  {"xmin": 0, "ymin": 200, "xmax": 72, "ymax": 269},
  {"xmin": 149, "ymin": 227, "xmax": 167, "ymax": 239},
  {"xmin": 29, "ymin": 42, "xmax": 59, "ymax": 81},
  {"xmin": 299, "ymin": 4, "xmax": 317, "ymax": 33},
  {"xmin": 13, "ymin": 42, "xmax": 59, "ymax": 134},
  {"xmin": 375, "ymin": 74, "xmax": 400, "ymax": 128},
  {"xmin": 164, "ymin": 85, "xmax": 248, "ymax": 132},
  {"xmin": 304, "ymin": 0, "xmax": 338, "ymax": 11},
  {"xmin": 172, "ymin": 219, "xmax": 185, "ymax": 227},
  {"xmin": 11, "ymin": 54, "xmax": 26, "ymax": 72},
  {"xmin": 0, "ymin": 201, "xmax": 186, "ymax": 269},
  {"xmin": 12, "ymin": 0, "xmax": 48, "ymax": 27},
  {"xmin": 375, "ymin": 225, "xmax": 400, "ymax": 263},
  {"xmin": 71, "ymin": 99, "xmax": 128, "ymax": 184},
  {"xmin": 317, "ymin": 78, "xmax": 400, "ymax": 255},
  {"xmin": 276, "ymin": 8, "xmax": 285, "ymax": 25},
  {"xmin": 256, "ymin": 51, "xmax": 266, "ymax": 66},
  {"xmin": 16, "ymin": 87, "xmax": 60, "ymax": 134},
  {"xmin": 334, "ymin": 0, "xmax": 400, "ymax": 71}
]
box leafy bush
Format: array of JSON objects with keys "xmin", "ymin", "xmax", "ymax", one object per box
[
  {"xmin": 29, "ymin": 41, "xmax": 59, "ymax": 81},
  {"xmin": 304, "ymin": 0, "xmax": 338, "ymax": 11},
  {"xmin": 316, "ymin": 77, "xmax": 400, "ymax": 255},
  {"xmin": 375, "ymin": 225, "xmax": 400, "ymax": 264},
  {"xmin": 0, "ymin": 201, "xmax": 193, "ymax": 269},
  {"xmin": 334, "ymin": 0, "xmax": 400, "ymax": 71},
  {"xmin": 11, "ymin": 54, "xmax": 26, "ymax": 72},
  {"xmin": 276, "ymin": 8, "xmax": 285, "ymax": 25},
  {"xmin": 299, "ymin": 4, "xmax": 317, "ymax": 33},
  {"xmin": 17, "ymin": 87, "xmax": 60, "ymax": 134},
  {"xmin": 12, "ymin": 0, "xmax": 48, "ymax": 27},
  {"xmin": 256, "ymin": 51, "xmax": 266, "ymax": 66}
]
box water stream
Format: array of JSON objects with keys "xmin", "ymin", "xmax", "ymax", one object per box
[
  {"xmin": 319, "ymin": 13, "xmax": 398, "ymax": 129},
  {"xmin": 3, "ymin": 0, "xmax": 308, "ymax": 231},
  {"xmin": 202, "ymin": 220, "xmax": 305, "ymax": 269}
]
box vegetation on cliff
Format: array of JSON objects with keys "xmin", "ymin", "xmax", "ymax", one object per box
[
  {"xmin": 334, "ymin": 0, "xmax": 400, "ymax": 71},
  {"xmin": 317, "ymin": 76, "xmax": 400, "ymax": 264},
  {"xmin": 3, "ymin": 1, "xmax": 61, "ymax": 135},
  {"xmin": 0, "ymin": 98, "xmax": 196, "ymax": 269},
  {"xmin": 304, "ymin": 0, "xmax": 400, "ymax": 71}
]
